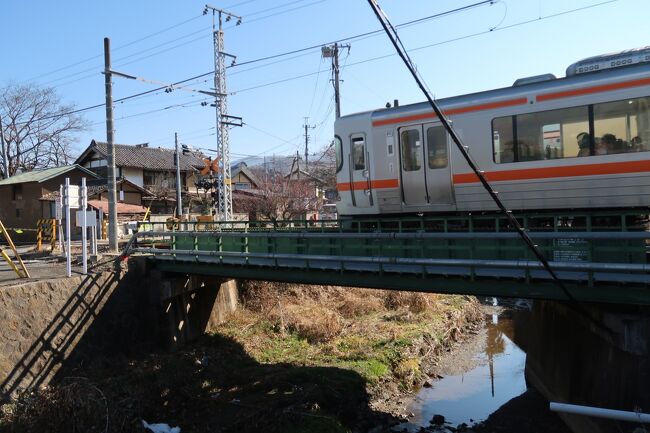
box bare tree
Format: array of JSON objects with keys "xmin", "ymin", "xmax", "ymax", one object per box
[
  {"xmin": 0, "ymin": 83, "xmax": 87, "ymax": 177},
  {"xmin": 309, "ymin": 142, "xmax": 337, "ymax": 191},
  {"xmin": 238, "ymin": 171, "xmax": 322, "ymax": 222}
]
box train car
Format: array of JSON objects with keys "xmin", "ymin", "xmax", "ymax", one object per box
[{"xmin": 334, "ymin": 47, "xmax": 650, "ymax": 218}]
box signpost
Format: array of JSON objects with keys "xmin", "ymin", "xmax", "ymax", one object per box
[
  {"xmin": 63, "ymin": 178, "xmax": 84, "ymax": 277},
  {"xmin": 81, "ymin": 178, "xmax": 87, "ymax": 275}
]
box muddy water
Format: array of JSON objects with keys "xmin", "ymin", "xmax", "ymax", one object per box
[{"xmin": 401, "ymin": 304, "xmax": 527, "ymax": 429}]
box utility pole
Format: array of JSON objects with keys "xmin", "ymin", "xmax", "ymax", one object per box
[
  {"xmin": 204, "ymin": 4, "xmax": 243, "ymax": 221},
  {"xmin": 322, "ymin": 43, "xmax": 350, "ymax": 118},
  {"xmin": 0, "ymin": 114, "xmax": 9, "ymax": 179},
  {"xmin": 174, "ymin": 132, "xmax": 182, "ymax": 219},
  {"xmin": 303, "ymin": 117, "xmax": 315, "ymax": 170},
  {"xmin": 104, "ymin": 37, "xmax": 118, "ymax": 252}
]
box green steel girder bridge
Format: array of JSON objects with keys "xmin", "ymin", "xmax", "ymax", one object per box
[{"xmin": 124, "ymin": 210, "xmax": 650, "ymax": 305}]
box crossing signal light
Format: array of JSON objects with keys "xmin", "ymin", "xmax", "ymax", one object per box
[{"xmin": 200, "ymin": 157, "xmax": 220, "ymax": 176}]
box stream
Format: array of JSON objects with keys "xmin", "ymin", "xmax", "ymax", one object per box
[{"xmin": 398, "ymin": 300, "xmax": 529, "ymax": 431}]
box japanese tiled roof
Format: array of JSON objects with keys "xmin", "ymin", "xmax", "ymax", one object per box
[{"xmin": 78, "ymin": 140, "xmax": 205, "ymax": 171}]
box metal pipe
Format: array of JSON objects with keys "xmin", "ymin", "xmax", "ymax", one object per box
[{"xmin": 550, "ymin": 402, "xmax": 650, "ymax": 423}]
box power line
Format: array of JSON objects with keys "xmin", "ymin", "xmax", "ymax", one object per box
[
  {"xmin": 26, "ymin": 14, "xmax": 206, "ymax": 84},
  {"xmin": 25, "ymin": 1, "xmax": 328, "ymax": 88},
  {"xmin": 26, "ymin": 1, "xmax": 497, "ymax": 93},
  {"xmin": 230, "ymin": 0, "xmax": 495, "ymax": 70},
  {"xmin": 245, "ymin": 0, "xmax": 319, "ymax": 18},
  {"xmin": 10, "ymin": 0, "xmax": 616, "ymax": 126}
]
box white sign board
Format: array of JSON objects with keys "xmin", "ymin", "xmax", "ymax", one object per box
[
  {"xmin": 55, "ymin": 198, "xmax": 62, "ymax": 220},
  {"xmin": 75, "ymin": 211, "xmax": 97, "ymax": 227},
  {"xmin": 66, "ymin": 185, "xmax": 81, "ymax": 209}
]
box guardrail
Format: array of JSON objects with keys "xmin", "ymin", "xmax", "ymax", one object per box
[{"xmin": 124, "ymin": 229, "xmax": 650, "ymax": 285}]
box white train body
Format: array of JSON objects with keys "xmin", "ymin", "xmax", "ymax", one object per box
[{"xmin": 334, "ymin": 48, "xmax": 650, "ymax": 217}]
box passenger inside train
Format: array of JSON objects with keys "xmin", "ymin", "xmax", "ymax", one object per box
[{"xmin": 576, "ymin": 132, "xmax": 591, "ymax": 157}]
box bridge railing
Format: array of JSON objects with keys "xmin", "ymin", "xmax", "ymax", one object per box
[{"xmin": 127, "ymin": 229, "xmax": 649, "ymax": 284}]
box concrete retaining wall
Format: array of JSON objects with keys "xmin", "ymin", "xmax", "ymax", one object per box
[{"xmin": 0, "ymin": 258, "xmax": 238, "ymax": 399}]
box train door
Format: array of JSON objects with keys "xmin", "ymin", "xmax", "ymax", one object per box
[
  {"xmin": 423, "ymin": 124, "xmax": 454, "ymax": 204},
  {"xmin": 399, "ymin": 126, "xmax": 429, "ymax": 206},
  {"xmin": 348, "ymin": 134, "xmax": 372, "ymax": 208}
]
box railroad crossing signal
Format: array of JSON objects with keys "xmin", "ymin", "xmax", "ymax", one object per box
[{"xmin": 200, "ymin": 157, "xmax": 220, "ymax": 176}]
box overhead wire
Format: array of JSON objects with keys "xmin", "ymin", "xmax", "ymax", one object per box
[
  {"xmin": 228, "ymin": 0, "xmax": 618, "ymax": 94},
  {"xmin": 27, "ymin": 0, "xmax": 329, "ymax": 89},
  {"xmin": 11, "ymin": 0, "xmax": 617, "ymax": 126},
  {"xmin": 25, "ymin": 14, "xmax": 205, "ymax": 83}
]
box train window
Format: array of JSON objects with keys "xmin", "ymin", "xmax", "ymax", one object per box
[
  {"xmin": 493, "ymin": 96, "xmax": 650, "ymax": 163},
  {"xmin": 352, "ymin": 137, "xmax": 365, "ymax": 170},
  {"xmin": 335, "ymin": 135, "xmax": 343, "ymax": 173},
  {"xmin": 400, "ymin": 129, "xmax": 421, "ymax": 171},
  {"xmin": 516, "ymin": 106, "xmax": 588, "ymax": 161},
  {"xmin": 426, "ymin": 126, "xmax": 448, "ymax": 169},
  {"xmin": 493, "ymin": 106, "xmax": 588, "ymax": 163},
  {"xmin": 492, "ymin": 116, "xmax": 515, "ymax": 163},
  {"xmin": 593, "ymin": 97, "xmax": 650, "ymax": 154}
]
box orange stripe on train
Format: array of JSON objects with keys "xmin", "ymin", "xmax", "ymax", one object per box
[
  {"xmin": 371, "ymin": 77, "xmax": 650, "ymax": 128},
  {"xmin": 371, "ymin": 97, "xmax": 528, "ymax": 127},
  {"xmin": 536, "ymin": 77, "xmax": 650, "ymax": 102},
  {"xmin": 337, "ymin": 178, "xmax": 399, "ymax": 191},
  {"xmin": 453, "ymin": 160, "xmax": 650, "ymax": 184}
]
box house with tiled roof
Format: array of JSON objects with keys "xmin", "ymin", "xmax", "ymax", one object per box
[
  {"xmin": 75, "ymin": 140, "xmax": 205, "ymax": 191},
  {"xmin": 230, "ymin": 162, "xmax": 261, "ymax": 190},
  {"xmin": 75, "ymin": 140, "xmax": 209, "ymax": 214},
  {"xmin": 0, "ymin": 164, "xmax": 99, "ymax": 230}
]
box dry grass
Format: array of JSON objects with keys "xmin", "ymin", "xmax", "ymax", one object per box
[
  {"xmin": 4, "ymin": 378, "xmax": 109, "ymax": 433},
  {"xmin": 384, "ymin": 291, "xmax": 432, "ymax": 313},
  {"xmin": 271, "ymin": 302, "xmax": 343, "ymax": 343},
  {"xmin": 225, "ymin": 281, "xmax": 483, "ymax": 390}
]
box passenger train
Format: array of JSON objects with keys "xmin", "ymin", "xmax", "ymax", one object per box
[{"xmin": 334, "ymin": 47, "xmax": 650, "ymax": 218}]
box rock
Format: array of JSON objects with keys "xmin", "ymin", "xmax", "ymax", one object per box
[
  {"xmin": 431, "ymin": 414, "xmax": 445, "ymax": 425},
  {"xmin": 423, "ymin": 379, "xmax": 434, "ymax": 388}
]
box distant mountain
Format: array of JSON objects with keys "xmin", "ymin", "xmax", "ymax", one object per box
[{"xmin": 231, "ymin": 154, "xmax": 300, "ymax": 174}]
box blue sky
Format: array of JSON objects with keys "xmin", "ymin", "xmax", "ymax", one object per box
[{"xmin": 1, "ymin": 0, "xmax": 647, "ymax": 163}]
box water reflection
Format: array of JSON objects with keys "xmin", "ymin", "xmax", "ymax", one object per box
[{"xmin": 402, "ymin": 305, "xmax": 527, "ymax": 429}]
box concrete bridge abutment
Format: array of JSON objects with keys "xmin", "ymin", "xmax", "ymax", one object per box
[
  {"xmin": 514, "ymin": 300, "xmax": 650, "ymax": 433},
  {"xmin": 0, "ymin": 257, "xmax": 238, "ymax": 399}
]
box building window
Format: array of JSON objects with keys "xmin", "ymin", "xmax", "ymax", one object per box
[
  {"xmin": 16, "ymin": 208, "xmax": 22, "ymax": 218},
  {"xmin": 143, "ymin": 170, "xmax": 156, "ymax": 186},
  {"xmin": 12, "ymin": 184, "xmax": 23, "ymax": 201}
]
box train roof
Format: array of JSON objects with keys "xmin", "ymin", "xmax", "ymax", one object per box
[{"xmin": 337, "ymin": 47, "xmax": 650, "ymax": 125}]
